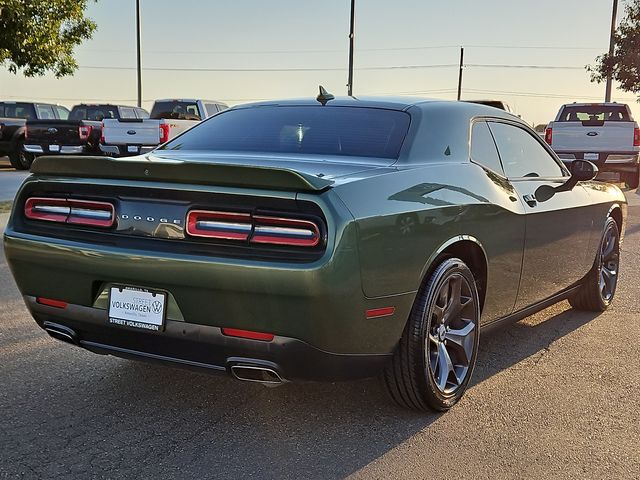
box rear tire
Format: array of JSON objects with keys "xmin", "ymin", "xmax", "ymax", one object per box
[
  {"xmin": 383, "ymin": 258, "xmax": 480, "ymax": 411},
  {"xmin": 8, "ymin": 139, "xmax": 34, "ymax": 170},
  {"xmin": 569, "ymin": 217, "xmax": 620, "ymax": 312},
  {"xmin": 622, "ymin": 168, "xmax": 639, "ymax": 190}
]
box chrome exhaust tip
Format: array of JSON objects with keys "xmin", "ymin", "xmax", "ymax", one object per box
[
  {"xmin": 230, "ymin": 364, "xmax": 285, "ymax": 387},
  {"xmin": 43, "ymin": 322, "xmax": 78, "ymax": 346}
]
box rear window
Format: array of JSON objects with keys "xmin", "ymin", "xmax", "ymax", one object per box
[
  {"xmin": 70, "ymin": 106, "xmax": 119, "ymax": 121},
  {"xmin": 0, "ymin": 103, "xmax": 36, "ymax": 119},
  {"xmin": 151, "ymin": 101, "xmax": 201, "ymax": 120},
  {"xmin": 160, "ymin": 106, "xmax": 411, "ymax": 159},
  {"xmin": 558, "ymin": 105, "xmax": 631, "ymax": 122}
]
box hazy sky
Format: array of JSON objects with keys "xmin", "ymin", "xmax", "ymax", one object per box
[{"xmin": 0, "ymin": 0, "xmax": 637, "ymax": 125}]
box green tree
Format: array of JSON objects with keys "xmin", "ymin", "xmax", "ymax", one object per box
[
  {"xmin": 0, "ymin": 0, "xmax": 96, "ymax": 78},
  {"xmin": 588, "ymin": 0, "xmax": 640, "ymax": 98}
]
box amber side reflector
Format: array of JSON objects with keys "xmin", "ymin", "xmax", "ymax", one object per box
[
  {"xmin": 36, "ymin": 297, "xmax": 68, "ymax": 309},
  {"xmin": 221, "ymin": 328, "xmax": 274, "ymax": 342},
  {"xmin": 366, "ymin": 307, "xmax": 395, "ymax": 319}
]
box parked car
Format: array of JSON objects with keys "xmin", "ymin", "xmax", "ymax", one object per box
[
  {"xmin": 0, "ymin": 101, "xmax": 70, "ymax": 170},
  {"xmin": 4, "ymin": 95, "xmax": 626, "ymax": 412},
  {"xmin": 465, "ymin": 99, "xmax": 515, "ymax": 114},
  {"xmin": 24, "ymin": 104, "xmax": 149, "ymax": 165},
  {"xmin": 100, "ymin": 99, "xmax": 227, "ymax": 157},
  {"xmin": 546, "ymin": 102, "xmax": 640, "ymax": 188}
]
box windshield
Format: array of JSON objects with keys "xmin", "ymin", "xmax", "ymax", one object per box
[
  {"xmin": 0, "ymin": 103, "xmax": 36, "ymax": 119},
  {"xmin": 69, "ymin": 106, "xmax": 119, "ymax": 121},
  {"xmin": 160, "ymin": 106, "xmax": 411, "ymax": 159},
  {"xmin": 151, "ymin": 101, "xmax": 201, "ymax": 120},
  {"xmin": 558, "ymin": 105, "xmax": 631, "ymax": 122}
]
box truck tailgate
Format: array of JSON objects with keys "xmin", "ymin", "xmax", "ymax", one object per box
[
  {"xmin": 102, "ymin": 119, "xmax": 160, "ymax": 145},
  {"xmin": 552, "ymin": 121, "xmax": 636, "ymax": 152}
]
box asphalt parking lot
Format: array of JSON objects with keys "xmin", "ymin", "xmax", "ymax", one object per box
[{"xmin": 0, "ymin": 173, "xmax": 639, "ymax": 479}]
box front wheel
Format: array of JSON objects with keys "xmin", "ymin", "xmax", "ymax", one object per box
[
  {"xmin": 569, "ymin": 217, "xmax": 620, "ymax": 311},
  {"xmin": 383, "ymin": 257, "xmax": 480, "ymax": 411}
]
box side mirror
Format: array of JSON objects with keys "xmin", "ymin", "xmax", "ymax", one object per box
[
  {"xmin": 535, "ymin": 160, "xmax": 598, "ymax": 202},
  {"xmin": 570, "ymin": 159, "xmax": 598, "ymax": 182}
]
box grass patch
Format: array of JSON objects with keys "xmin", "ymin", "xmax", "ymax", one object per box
[{"xmin": 0, "ymin": 201, "xmax": 13, "ymax": 213}]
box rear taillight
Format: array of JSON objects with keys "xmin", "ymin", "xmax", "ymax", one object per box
[
  {"xmin": 159, "ymin": 123, "xmax": 170, "ymax": 143},
  {"xmin": 79, "ymin": 125, "xmax": 92, "ymax": 141},
  {"xmin": 252, "ymin": 215, "xmax": 320, "ymax": 247},
  {"xmin": 25, "ymin": 197, "xmax": 115, "ymax": 228},
  {"xmin": 185, "ymin": 210, "xmax": 322, "ymax": 248},
  {"xmin": 186, "ymin": 210, "xmax": 252, "ymax": 240},
  {"xmin": 100, "ymin": 122, "xmax": 105, "ymax": 144},
  {"xmin": 545, "ymin": 127, "xmax": 553, "ymax": 145},
  {"xmin": 634, "ymin": 127, "xmax": 640, "ymax": 147}
]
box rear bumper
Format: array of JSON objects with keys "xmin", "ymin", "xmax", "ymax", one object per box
[
  {"xmin": 557, "ymin": 151, "xmax": 639, "ymax": 172},
  {"xmin": 100, "ymin": 144, "xmax": 156, "ymax": 156},
  {"xmin": 24, "ymin": 144, "xmax": 90, "ymax": 155},
  {"xmin": 25, "ymin": 296, "xmax": 390, "ymax": 381}
]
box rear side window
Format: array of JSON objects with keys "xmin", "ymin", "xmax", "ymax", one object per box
[
  {"xmin": 120, "ymin": 107, "xmax": 136, "ymax": 119},
  {"xmin": 0, "ymin": 103, "xmax": 36, "ymax": 119},
  {"xmin": 470, "ymin": 121, "xmax": 504, "ymax": 174},
  {"xmin": 204, "ymin": 103, "xmax": 219, "ymax": 116},
  {"xmin": 70, "ymin": 106, "xmax": 119, "ymax": 121},
  {"xmin": 36, "ymin": 105, "xmax": 55, "ymax": 119},
  {"xmin": 55, "ymin": 106, "xmax": 70, "ymax": 120},
  {"xmin": 558, "ymin": 105, "xmax": 631, "ymax": 122},
  {"xmin": 161, "ymin": 106, "xmax": 411, "ymax": 160},
  {"xmin": 151, "ymin": 101, "xmax": 201, "ymax": 120},
  {"xmin": 489, "ymin": 122, "xmax": 564, "ymax": 178},
  {"xmin": 135, "ymin": 108, "xmax": 149, "ymax": 119}
]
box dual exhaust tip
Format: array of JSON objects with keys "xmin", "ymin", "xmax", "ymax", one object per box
[{"xmin": 43, "ymin": 322, "xmax": 286, "ymax": 386}]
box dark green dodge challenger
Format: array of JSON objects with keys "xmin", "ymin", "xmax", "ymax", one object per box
[{"xmin": 3, "ymin": 94, "xmax": 627, "ymax": 411}]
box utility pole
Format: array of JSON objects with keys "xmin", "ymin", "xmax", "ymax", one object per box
[
  {"xmin": 136, "ymin": 0, "xmax": 142, "ymax": 107},
  {"xmin": 605, "ymin": 0, "xmax": 618, "ymax": 102},
  {"xmin": 457, "ymin": 47, "xmax": 464, "ymax": 101},
  {"xmin": 347, "ymin": 0, "xmax": 355, "ymax": 96}
]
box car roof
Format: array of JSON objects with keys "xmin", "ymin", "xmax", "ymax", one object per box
[
  {"xmin": 154, "ymin": 99, "xmax": 227, "ymax": 104},
  {"xmin": 236, "ymin": 96, "xmax": 444, "ymax": 111},
  {"xmin": 561, "ymin": 102, "xmax": 628, "ymax": 107}
]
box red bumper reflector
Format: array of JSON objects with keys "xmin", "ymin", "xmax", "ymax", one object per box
[
  {"xmin": 36, "ymin": 297, "xmax": 68, "ymax": 309},
  {"xmin": 221, "ymin": 328, "xmax": 275, "ymax": 342},
  {"xmin": 366, "ymin": 307, "xmax": 395, "ymax": 319}
]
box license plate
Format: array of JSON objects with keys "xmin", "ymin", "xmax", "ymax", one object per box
[
  {"xmin": 584, "ymin": 153, "xmax": 599, "ymax": 161},
  {"xmin": 108, "ymin": 286, "xmax": 166, "ymax": 331},
  {"xmin": 49, "ymin": 145, "xmax": 60, "ymax": 152},
  {"xmin": 127, "ymin": 145, "xmax": 139, "ymax": 153}
]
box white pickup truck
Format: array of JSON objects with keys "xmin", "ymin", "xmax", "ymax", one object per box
[
  {"xmin": 100, "ymin": 99, "xmax": 228, "ymax": 157},
  {"xmin": 546, "ymin": 102, "xmax": 640, "ymax": 188}
]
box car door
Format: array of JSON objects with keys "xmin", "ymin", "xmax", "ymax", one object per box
[{"xmin": 488, "ymin": 120, "xmax": 594, "ymax": 310}]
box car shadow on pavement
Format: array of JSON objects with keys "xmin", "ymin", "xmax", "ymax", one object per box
[{"xmin": 78, "ymin": 302, "xmax": 598, "ymax": 479}]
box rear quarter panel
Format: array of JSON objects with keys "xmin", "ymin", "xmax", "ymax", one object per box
[{"xmin": 333, "ymin": 161, "xmax": 527, "ymax": 324}]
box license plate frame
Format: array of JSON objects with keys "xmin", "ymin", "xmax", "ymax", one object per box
[
  {"xmin": 108, "ymin": 285, "xmax": 167, "ymax": 332},
  {"xmin": 49, "ymin": 145, "xmax": 60, "ymax": 152},
  {"xmin": 584, "ymin": 152, "xmax": 599, "ymax": 161},
  {"xmin": 127, "ymin": 145, "xmax": 139, "ymax": 153}
]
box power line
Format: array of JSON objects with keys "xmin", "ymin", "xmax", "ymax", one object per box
[{"xmin": 77, "ymin": 63, "xmax": 586, "ymax": 72}]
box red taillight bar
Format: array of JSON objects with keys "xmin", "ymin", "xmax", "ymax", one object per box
[
  {"xmin": 186, "ymin": 210, "xmax": 252, "ymax": 240},
  {"xmin": 25, "ymin": 197, "xmax": 115, "ymax": 228},
  {"xmin": 545, "ymin": 127, "xmax": 553, "ymax": 145},
  {"xmin": 100, "ymin": 122, "xmax": 105, "ymax": 143},
  {"xmin": 185, "ymin": 210, "xmax": 322, "ymax": 248},
  {"xmin": 221, "ymin": 328, "xmax": 274, "ymax": 342},
  {"xmin": 252, "ymin": 215, "xmax": 320, "ymax": 247},
  {"xmin": 634, "ymin": 127, "xmax": 640, "ymax": 147}
]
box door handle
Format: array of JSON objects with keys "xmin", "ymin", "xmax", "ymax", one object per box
[{"xmin": 523, "ymin": 194, "xmax": 537, "ymax": 207}]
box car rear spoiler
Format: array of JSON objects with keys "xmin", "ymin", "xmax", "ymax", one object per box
[{"xmin": 30, "ymin": 156, "xmax": 334, "ymax": 192}]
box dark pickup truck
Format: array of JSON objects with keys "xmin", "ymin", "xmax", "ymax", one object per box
[
  {"xmin": 24, "ymin": 104, "xmax": 149, "ymax": 167},
  {"xmin": 0, "ymin": 101, "xmax": 70, "ymax": 170}
]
